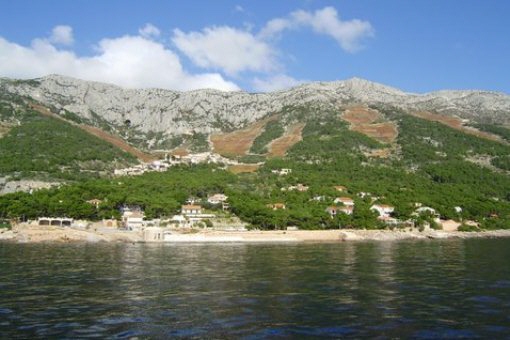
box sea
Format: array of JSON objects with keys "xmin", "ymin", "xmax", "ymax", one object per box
[{"xmin": 1, "ymin": 239, "xmax": 510, "ymax": 338}]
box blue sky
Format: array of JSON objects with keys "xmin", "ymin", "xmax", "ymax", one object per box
[{"xmin": 0, "ymin": 0, "xmax": 508, "ymax": 93}]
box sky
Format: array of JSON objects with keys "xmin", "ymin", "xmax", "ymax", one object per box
[{"xmin": 0, "ymin": 0, "xmax": 509, "ymax": 93}]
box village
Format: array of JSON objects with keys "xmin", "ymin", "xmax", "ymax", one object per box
[
  {"xmin": 113, "ymin": 152, "xmax": 240, "ymax": 176},
  {"xmin": 8, "ymin": 164, "xmax": 480, "ymax": 244}
]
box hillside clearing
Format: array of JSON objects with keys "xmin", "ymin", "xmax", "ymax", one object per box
[
  {"xmin": 342, "ymin": 106, "xmax": 382, "ymax": 125},
  {"xmin": 227, "ymin": 164, "xmax": 260, "ymax": 174},
  {"xmin": 211, "ymin": 116, "xmax": 278, "ymax": 157},
  {"xmin": 29, "ymin": 102, "xmax": 154, "ymax": 162},
  {"xmin": 342, "ymin": 106, "xmax": 398, "ymax": 144},
  {"xmin": 0, "ymin": 124, "xmax": 11, "ymax": 138},
  {"xmin": 267, "ymin": 123, "xmax": 306, "ymax": 157},
  {"xmin": 411, "ymin": 111, "xmax": 505, "ymax": 143}
]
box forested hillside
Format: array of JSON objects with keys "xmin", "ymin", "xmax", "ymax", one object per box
[
  {"xmin": 1, "ymin": 104, "xmax": 509, "ymax": 230},
  {"xmin": 0, "ymin": 92, "xmax": 137, "ymax": 183}
]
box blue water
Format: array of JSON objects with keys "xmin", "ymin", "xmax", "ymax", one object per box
[{"xmin": 1, "ymin": 239, "xmax": 510, "ymax": 338}]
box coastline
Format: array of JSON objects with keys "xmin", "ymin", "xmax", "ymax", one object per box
[{"xmin": 2, "ymin": 224, "xmax": 510, "ymax": 244}]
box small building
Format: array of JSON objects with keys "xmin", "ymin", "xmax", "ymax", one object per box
[
  {"xmin": 334, "ymin": 185, "xmax": 347, "ymax": 192},
  {"xmin": 86, "ymin": 199, "xmax": 103, "ymax": 208},
  {"xmin": 414, "ymin": 206, "xmax": 440, "ymax": 218},
  {"xmin": 371, "ymin": 204, "xmax": 395, "ymax": 218},
  {"xmin": 37, "ymin": 217, "xmax": 73, "ymax": 227},
  {"xmin": 334, "ymin": 197, "xmax": 355, "ymax": 206},
  {"xmin": 143, "ymin": 227, "xmax": 167, "ymax": 242},
  {"xmin": 339, "ymin": 206, "xmax": 354, "ymax": 215},
  {"xmin": 325, "ymin": 206, "xmax": 340, "ymax": 217},
  {"xmin": 326, "ymin": 206, "xmax": 353, "ymax": 217},
  {"xmin": 267, "ymin": 203, "xmax": 286, "ymax": 210},
  {"xmin": 208, "ymin": 194, "xmax": 228, "ymax": 205},
  {"xmin": 377, "ymin": 216, "xmax": 399, "ymax": 226},
  {"xmin": 285, "ymin": 184, "xmax": 309, "ymax": 192},
  {"xmin": 294, "ymin": 184, "xmax": 309, "ymax": 192},
  {"xmin": 124, "ymin": 211, "xmax": 144, "ymax": 231},
  {"xmin": 102, "ymin": 219, "xmax": 118, "ymax": 228},
  {"xmin": 271, "ymin": 168, "xmax": 292, "ymax": 176},
  {"xmin": 186, "ymin": 197, "xmax": 200, "ymax": 205},
  {"xmin": 181, "ymin": 204, "xmax": 202, "ymax": 215}
]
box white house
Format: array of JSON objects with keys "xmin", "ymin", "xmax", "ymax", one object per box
[
  {"xmin": 271, "ymin": 168, "xmax": 292, "ymax": 176},
  {"xmin": 339, "ymin": 206, "xmax": 354, "ymax": 215},
  {"xmin": 181, "ymin": 204, "xmax": 202, "ymax": 215},
  {"xmin": 143, "ymin": 227, "xmax": 168, "ymax": 242},
  {"xmin": 325, "ymin": 206, "xmax": 353, "ymax": 217},
  {"xmin": 208, "ymin": 194, "xmax": 228, "ymax": 205},
  {"xmin": 124, "ymin": 211, "xmax": 144, "ymax": 231},
  {"xmin": 414, "ymin": 206, "xmax": 440, "ymax": 218},
  {"xmin": 121, "ymin": 205, "xmax": 145, "ymax": 231},
  {"xmin": 285, "ymin": 184, "xmax": 309, "ymax": 192},
  {"xmin": 371, "ymin": 204, "xmax": 395, "ymax": 218},
  {"xmin": 334, "ymin": 197, "xmax": 355, "ymax": 206}
]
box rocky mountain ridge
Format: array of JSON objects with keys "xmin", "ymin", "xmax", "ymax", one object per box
[{"xmin": 1, "ymin": 75, "xmax": 509, "ymax": 138}]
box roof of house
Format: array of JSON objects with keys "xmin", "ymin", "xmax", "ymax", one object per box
[
  {"xmin": 268, "ymin": 203, "xmax": 286, "ymax": 208},
  {"xmin": 182, "ymin": 204, "xmax": 202, "ymax": 210},
  {"xmin": 86, "ymin": 199, "xmax": 103, "ymax": 204},
  {"xmin": 372, "ymin": 204, "xmax": 394, "ymax": 209}
]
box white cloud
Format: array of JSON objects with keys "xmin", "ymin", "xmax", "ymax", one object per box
[
  {"xmin": 260, "ymin": 7, "xmax": 373, "ymax": 52},
  {"xmin": 235, "ymin": 5, "xmax": 244, "ymax": 12},
  {"xmin": 252, "ymin": 74, "xmax": 305, "ymax": 92},
  {"xmin": 172, "ymin": 26, "xmax": 277, "ymax": 75},
  {"xmin": 172, "ymin": 7, "xmax": 372, "ymax": 78},
  {"xmin": 138, "ymin": 23, "xmax": 161, "ymax": 39},
  {"xmin": 49, "ymin": 25, "xmax": 74, "ymax": 45},
  {"xmin": 0, "ymin": 32, "xmax": 239, "ymax": 91}
]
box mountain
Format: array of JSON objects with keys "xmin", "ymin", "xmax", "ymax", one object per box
[
  {"xmin": 1, "ymin": 75, "xmax": 510, "ymax": 230},
  {"xmin": 1, "ymin": 75, "xmax": 509, "ymax": 152}
]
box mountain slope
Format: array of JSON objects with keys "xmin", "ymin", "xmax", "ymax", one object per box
[
  {"xmin": 0, "ymin": 91, "xmax": 138, "ymax": 187},
  {"xmin": 1, "ymin": 75, "xmax": 509, "ymax": 154}
]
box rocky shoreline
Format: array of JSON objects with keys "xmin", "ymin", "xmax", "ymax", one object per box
[{"xmin": 2, "ymin": 225, "xmax": 510, "ymax": 244}]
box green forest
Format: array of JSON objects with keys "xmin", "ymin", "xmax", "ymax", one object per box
[{"xmin": 0, "ymin": 104, "xmax": 136, "ymax": 181}]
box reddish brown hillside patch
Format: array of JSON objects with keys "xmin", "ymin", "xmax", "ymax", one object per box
[
  {"xmin": 411, "ymin": 111, "xmax": 504, "ymax": 143},
  {"xmin": 29, "ymin": 102, "xmax": 155, "ymax": 162},
  {"xmin": 211, "ymin": 116, "xmax": 278, "ymax": 157},
  {"xmin": 80, "ymin": 125, "xmax": 156, "ymax": 162},
  {"xmin": 267, "ymin": 123, "xmax": 305, "ymax": 157},
  {"xmin": 228, "ymin": 164, "xmax": 260, "ymax": 174},
  {"xmin": 342, "ymin": 106, "xmax": 381, "ymax": 125},
  {"xmin": 170, "ymin": 148, "xmax": 190, "ymax": 157},
  {"xmin": 342, "ymin": 105, "xmax": 398, "ymax": 144},
  {"xmin": 352, "ymin": 123, "xmax": 398, "ymax": 144}
]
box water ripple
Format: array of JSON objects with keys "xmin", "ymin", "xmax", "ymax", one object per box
[{"xmin": 0, "ymin": 239, "xmax": 510, "ymax": 338}]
